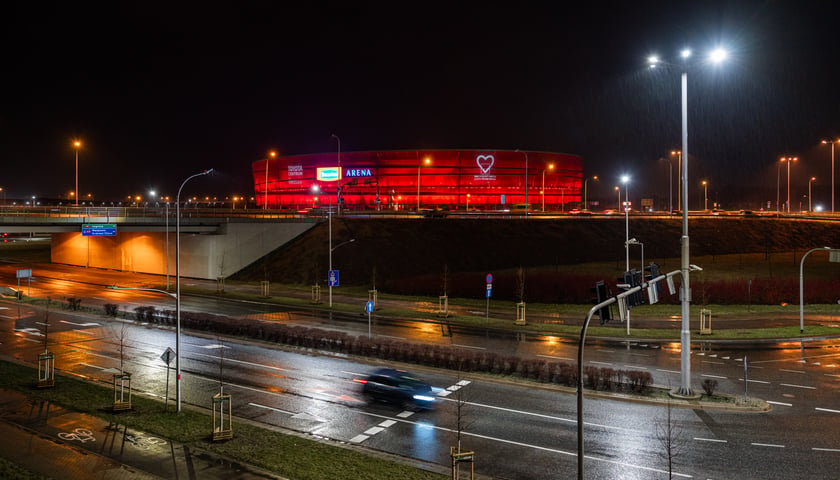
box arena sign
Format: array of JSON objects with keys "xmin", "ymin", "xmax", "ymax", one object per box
[{"xmin": 316, "ymin": 167, "xmax": 342, "ymax": 182}]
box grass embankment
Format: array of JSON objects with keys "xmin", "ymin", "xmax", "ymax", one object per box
[
  {"xmin": 0, "ymin": 360, "xmax": 445, "ymax": 480},
  {"xmin": 180, "ymin": 281, "xmax": 840, "ymax": 342}
]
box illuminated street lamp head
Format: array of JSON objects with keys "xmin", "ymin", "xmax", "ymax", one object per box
[
  {"xmin": 424, "ymin": 157, "xmax": 431, "ymax": 166},
  {"xmin": 311, "ymin": 184, "xmax": 320, "ymax": 193},
  {"xmin": 680, "ymin": 48, "xmax": 692, "ymax": 59},
  {"xmin": 647, "ymin": 55, "xmax": 659, "ymax": 67},
  {"xmin": 701, "ymin": 180, "xmax": 707, "ymax": 186},
  {"xmin": 621, "ymin": 175, "xmax": 630, "ymax": 184},
  {"xmin": 709, "ymin": 47, "xmax": 728, "ymax": 63},
  {"xmin": 548, "ymin": 163, "xmax": 555, "ymax": 171},
  {"xmin": 269, "ymin": 151, "xmax": 276, "ymax": 158},
  {"xmin": 73, "ymin": 140, "xmax": 81, "ymax": 149}
]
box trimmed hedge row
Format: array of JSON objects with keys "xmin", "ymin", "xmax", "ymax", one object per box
[{"xmin": 117, "ymin": 305, "xmax": 653, "ymax": 393}]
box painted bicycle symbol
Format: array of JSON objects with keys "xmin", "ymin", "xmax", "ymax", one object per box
[
  {"xmin": 125, "ymin": 433, "xmax": 165, "ymax": 449},
  {"xmin": 58, "ymin": 427, "xmax": 96, "ymax": 443}
]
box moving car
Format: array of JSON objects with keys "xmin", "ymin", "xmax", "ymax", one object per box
[{"xmin": 354, "ymin": 367, "xmax": 438, "ymax": 409}]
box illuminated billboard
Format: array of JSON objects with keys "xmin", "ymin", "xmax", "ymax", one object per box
[{"xmin": 253, "ymin": 149, "xmax": 583, "ymax": 210}]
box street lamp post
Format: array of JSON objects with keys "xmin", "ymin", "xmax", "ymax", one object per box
[
  {"xmin": 176, "ymin": 168, "xmax": 213, "ymax": 413},
  {"xmin": 809, "ymin": 177, "xmax": 816, "ymax": 212},
  {"xmin": 779, "ymin": 156, "xmax": 798, "ymax": 213},
  {"xmin": 542, "ymin": 164, "xmax": 555, "ymax": 212},
  {"xmin": 621, "ymin": 175, "xmax": 630, "ymax": 271},
  {"xmin": 821, "ymin": 140, "xmax": 838, "ymax": 213},
  {"xmin": 264, "ymin": 151, "xmax": 276, "ymax": 210},
  {"xmin": 671, "ymin": 150, "xmax": 681, "ymax": 212},
  {"xmin": 417, "ymin": 157, "xmax": 431, "ymax": 211},
  {"xmin": 73, "ymin": 140, "xmax": 81, "ymax": 207},
  {"xmin": 583, "ymin": 175, "xmax": 598, "ymax": 211},
  {"xmin": 647, "ymin": 46, "xmax": 726, "ymax": 401},
  {"xmin": 701, "ymin": 180, "xmax": 708, "ymax": 211},
  {"xmin": 331, "ymin": 134, "xmax": 341, "ymax": 215},
  {"xmin": 614, "ymin": 185, "xmax": 620, "ymax": 210}
]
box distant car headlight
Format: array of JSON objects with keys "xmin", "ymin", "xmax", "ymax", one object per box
[{"xmin": 413, "ymin": 394, "xmax": 436, "ymax": 402}]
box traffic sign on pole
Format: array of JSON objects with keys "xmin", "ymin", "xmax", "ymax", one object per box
[{"xmin": 328, "ymin": 270, "xmax": 340, "ymax": 287}]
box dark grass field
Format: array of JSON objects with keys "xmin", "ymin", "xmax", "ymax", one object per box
[{"xmin": 233, "ymin": 216, "xmax": 840, "ymax": 303}]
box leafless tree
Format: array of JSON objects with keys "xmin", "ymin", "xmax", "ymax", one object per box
[{"xmin": 655, "ymin": 397, "xmax": 688, "ymax": 479}]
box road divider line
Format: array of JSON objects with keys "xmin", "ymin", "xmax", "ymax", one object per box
[
  {"xmin": 624, "ymin": 365, "xmax": 648, "ymax": 370},
  {"xmin": 354, "ymin": 410, "xmax": 690, "ymax": 478},
  {"xmin": 701, "ymin": 374, "xmax": 727, "ymax": 379},
  {"xmin": 816, "ymin": 407, "xmax": 840, "ymax": 414},
  {"xmin": 780, "ymin": 383, "xmax": 816, "ymax": 390},
  {"xmin": 766, "ymin": 401, "xmax": 792, "ymax": 407},
  {"xmin": 363, "ymin": 426, "xmax": 385, "ymax": 435},
  {"xmin": 451, "ymin": 344, "xmax": 486, "ymax": 350},
  {"xmin": 780, "ymin": 369, "xmax": 805, "ymax": 374},
  {"xmin": 813, "ymin": 447, "xmax": 840, "ymax": 452},
  {"xmin": 694, "ymin": 437, "xmax": 727, "ymax": 443},
  {"xmin": 537, "ymin": 355, "xmax": 574, "ymax": 361},
  {"xmin": 752, "ymin": 443, "xmax": 785, "ymax": 448},
  {"xmin": 590, "ymin": 361, "xmax": 613, "ymax": 366},
  {"xmin": 656, "ymin": 369, "xmax": 680, "ymax": 374},
  {"xmin": 739, "ymin": 378, "xmax": 770, "ymax": 384},
  {"xmin": 248, "ymin": 402, "xmax": 295, "ymax": 415}
]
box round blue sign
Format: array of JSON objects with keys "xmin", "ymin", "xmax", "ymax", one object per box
[{"xmin": 486, "ymin": 273, "xmax": 494, "ymax": 284}]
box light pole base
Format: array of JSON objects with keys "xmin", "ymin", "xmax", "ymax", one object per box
[{"xmin": 669, "ymin": 387, "xmax": 701, "ymax": 400}]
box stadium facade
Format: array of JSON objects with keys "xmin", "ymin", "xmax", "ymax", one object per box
[{"xmin": 252, "ymin": 149, "xmax": 583, "ymax": 210}]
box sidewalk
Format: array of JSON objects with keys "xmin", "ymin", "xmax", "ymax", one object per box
[{"xmin": 0, "ymin": 389, "xmax": 282, "ymax": 480}]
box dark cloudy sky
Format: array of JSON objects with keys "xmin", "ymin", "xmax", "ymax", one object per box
[{"xmin": 3, "ymin": 1, "xmax": 839, "ymax": 209}]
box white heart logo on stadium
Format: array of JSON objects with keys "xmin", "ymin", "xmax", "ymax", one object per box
[{"xmin": 476, "ymin": 155, "xmax": 495, "ymax": 174}]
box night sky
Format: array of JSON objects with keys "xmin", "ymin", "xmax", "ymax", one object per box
[{"xmin": 4, "ymin": 1, "xmax": 839, "ymax": 210}]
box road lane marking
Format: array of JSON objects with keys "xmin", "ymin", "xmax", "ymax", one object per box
[
  {"xmin": 538, "ymin": 355, "xmax": 574, "ymax": 361},
  {"xmin": 354, "ymin": 410, "xmax": 690, "ymax": 478},
  {"xmin": 816, "ymin": 407, "xmax": 840, "ymax": 414},
  {"xmin": 738, "ymin": 378, "xmax": 770, "ymax": 384},
  {"xmin": 60, "ymin": 320, "xmax": 101, "ymax": 327},
  {"xmin": 656, "ymin": 369, "xmax": 680, "ymax": 374},
  {"xmin": 396, "ymin": 411, "xmax": 414, "ymax": 418},
  {"xmin": 766, "ymin": 401, "xmax": 792, "ymax": 407},
  {"xmin": 364, "ymin": 426, "xmax": 385, "ymax": 435},
  {"xmin": 780, "ymin": 383, "xmax": 816, "ymax": 390},
  {"xmin": 379, "ymin": 420, "xmax": 396, "ymax": 428},
  {"xmin": 752, "ymin": 443, "xmax": 784, "ymax": 448},
  {"xmin": 780, "ymin": 369, "xmax": 805, "ymax": 374},
  {"xmin": 694, "ymin": 437, "xmax": 727, "ymax": 443},
  {"xmin": 701, "ymin": 360, "xmax": 724, "ymax": 365},
  {"xmin": 451, "ymin": 344, "xmax": 486, "ymax": 350},
  {"xmin": 248, "ymin": 402, "xmax": 295, "ymax": 415},
  {"xmin": 625, "ymin": 365, "xmax": 648, "ymax": 370},
  {"xmin": 813, "ymin": 447, "xmax": 840, "ymax": 452},
  {"xmin": 701, "ymin": 374, "xmax": 727, "ymax": 379},
  {"xmin": 590, "ymin": 361, "xmax": 613, "ymax": 366},
  {"xmin": 192, "ymin": 352, "xmax": 287, "ymax": 372}
]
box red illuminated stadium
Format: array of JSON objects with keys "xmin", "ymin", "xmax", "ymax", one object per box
[{"xmin": 252, "ymin": 149, "xmax": 583, "ymax": 211}]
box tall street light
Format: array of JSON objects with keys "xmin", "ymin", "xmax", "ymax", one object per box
[
  {"xmin": 417, "ymin": 157, "xmax": 431, "ymax": 211},
  {"xmin": 809, "ymin": 177, "xmax": 816, "ymax": 212},
  {"xmin": 647, "ymin": 46, "xmax": 727, "ymax": 401},
  {"xmin": 621, "ymin": 175, "xmax": 630, "ymax": 271},
  {"xmin": 820, "ymin": 139, "xmax": 839, "ymax": 213},
  {"xmin": 264, "ymin": 150, "xmax": 276, "ymax": 210},
  {"xmin": 73, "ymin": 140, "xmax": 82, "ymax": 207},
  {"xmin": 614, "ymin": 185, "xmax": 620, "ymax": 210},
  {"xmin": 331, "ymin": 134, "xmax": 341, "ymax": 215},
  {"xmin": 670, "ymin": 150, "xmax": 682, "ymax": 212},
  {"xmin": 542, "ymin": 163, "xmax": 555, "ymax": 212},
  {"xmin": 701, "ymin": 180, "xmax": 708, "ymax": 210},
  {"xmin": 780, "ymin": 156, "xmax": 798, "ymax": 213},
  {"xmin": 176, "ymin": 168, "xmax": 213, "ymax": 413},
  {"xmin": 583, "ymin": 175, "xmax": 598, "ymax": 211}
]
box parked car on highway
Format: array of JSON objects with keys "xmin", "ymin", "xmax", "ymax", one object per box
[{"xmin": 354, "ymin": 367, "xmax": 438, "ymax": 409}]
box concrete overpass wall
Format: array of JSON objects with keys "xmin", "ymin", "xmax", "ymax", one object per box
[{"xmin": 51, "ymin": 221, "xmax": 318, "ymax": 279}]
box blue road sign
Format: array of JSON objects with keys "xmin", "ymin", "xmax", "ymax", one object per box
[
  {"xmin": 82, "ymin": 224, "xmax": 117, "ymax": 237},
  {"xmin": 328, "ymin": 269, "xmax": 340, "ymax": 287},
  {"xmin": 365, "ymin": 301, "xmax": 374, "ymax": 313},
  {"xmin": 486, "ymin": 285, "xmax": 492, "ymax": 298}
]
